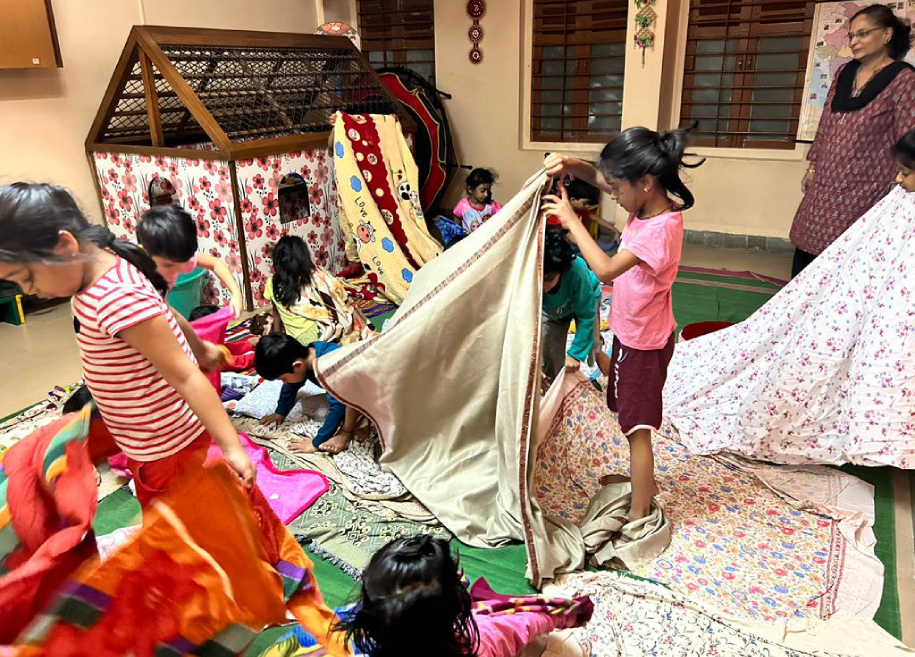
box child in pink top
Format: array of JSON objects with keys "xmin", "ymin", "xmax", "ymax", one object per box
[
  {"xmin": 543, "ymin": 126, "xmax": 704, "ymax": 521},
  {"xmin": 454, "ymin": 168, "xmax": 503, "ymax": 232},
  {"xmin": 337, "ymin": 536, "xmax": 592, "ymax": 657}
]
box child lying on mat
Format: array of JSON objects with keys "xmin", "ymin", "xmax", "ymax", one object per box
[
  {"xmin": 336, "ymin": 535, "xmax": 593, "ymax": 657},
  {"xmin": 255, "ymin": 334, "xmax": 368, "ymax": 454}
]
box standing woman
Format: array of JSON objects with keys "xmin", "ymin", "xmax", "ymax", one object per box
[{"xmin": 790, "ymin": 5, "xmax": 915, "ymax": 277}]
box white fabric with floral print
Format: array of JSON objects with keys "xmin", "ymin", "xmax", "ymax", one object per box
[{"xmin": 665, "ymin": 186, "xmax": 915, "ymax": 468}]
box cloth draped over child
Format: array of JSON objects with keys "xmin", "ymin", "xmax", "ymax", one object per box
[
  {"xmin": 0, "ymin": 416, "xmax": 348, "ymax": 656},
  {"xmin": 665, "ymin": 185, "xmax": 915, "ymax": 469},
  {"xmin": 264, "ymin": 269, "xmax": 373, "ymax": 347},
  {"xmin": 332, "ymin": 112, "xmax": 442, "ymax": 305},
  {"xmin": 315, "ymin": 172, "xmax": 669, "ymax": 588}
]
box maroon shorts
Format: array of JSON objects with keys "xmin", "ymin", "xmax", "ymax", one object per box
[{"xmin": 607, "ymin": 333, "xmax": 676, "ymax": 435}]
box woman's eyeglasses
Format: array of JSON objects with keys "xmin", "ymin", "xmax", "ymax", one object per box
[{"xmin": 847, "ymin": 27, "xmax": 884, "ymax": 42}]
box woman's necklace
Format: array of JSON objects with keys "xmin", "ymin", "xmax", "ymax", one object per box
[{"xmin": 855, "ymin": 58, "xmax": 893, "ymax": 94}]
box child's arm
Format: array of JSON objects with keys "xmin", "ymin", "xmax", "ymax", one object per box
[
  {"xmin": 172, "ymin": 309, "xmax": 226, "ymax": 372},
  {"xmin": 568, "ymin": 288, "xmax": 598, "ymax": 368},
  {"xmin": 197, "ymin": 252, "xmax": 244, "ymax": 317},
  {"xmin": 118, "ymin": 315, "xmax": 255, "ymax": 487},
  {"xmin": 543, "ymin": 186, "xmax": 639, "ymax": 283},
  {"xmin": 270, "ymin": 303, "xmax": 285, "ymax": 334}
]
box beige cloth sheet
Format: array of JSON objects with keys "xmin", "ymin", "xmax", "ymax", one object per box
[{"xmin": 316, "ymin": 172, "xmax": 667, "ymax": 587}]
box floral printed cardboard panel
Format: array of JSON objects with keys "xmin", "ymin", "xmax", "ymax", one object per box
[
  {"xmin": 92, "ymin": 151, "xmax": 246, "ymax": 308},
  {"xmin": 235, "ymin": 149, "xmax": 348, "ymax": 308}
]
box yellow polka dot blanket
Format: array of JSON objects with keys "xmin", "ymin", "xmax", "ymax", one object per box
[{"xmin": 332, "ymin": 113, "xmax": 442, "ymax": 305}]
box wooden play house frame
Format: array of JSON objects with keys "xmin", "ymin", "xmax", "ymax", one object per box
[{"xmin": 85, "ymin": 25, "xmax": 415, "ymax": 308}]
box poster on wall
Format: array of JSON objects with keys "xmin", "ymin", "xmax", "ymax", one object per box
[{"xmin": 797, "ymin": 0, "xmax": 915, "ymax": 142}]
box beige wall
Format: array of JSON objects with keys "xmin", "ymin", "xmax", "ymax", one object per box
[
  {"xmin": 429, "ymin": 0, "xmax": 807, "ymax": 238},
  {"xmin": 0, "ymin": 0, "xmax": 319, "ymax": 223}
]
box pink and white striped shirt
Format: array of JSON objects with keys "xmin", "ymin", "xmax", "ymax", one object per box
[{"xmin": 71, "ymin": 258, "xmax": 204, "ymax": 461}]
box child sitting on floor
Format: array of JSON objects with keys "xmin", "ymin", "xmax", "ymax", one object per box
[
  {"xmin": 544, "ymin": 126, "xmax": 703, "ymax": 522},
  {"xmin": 255, "ymin": 334, "xmax": 365, "ymax": 454},
  {"xmin": 337, "ymin": 535, "xmax": 593, "ymax": 657},
  {"xmin": 138, "ymin": 204, "xmax": 244, "ymax": 317},
  {"xmin": 453, "ymin": 168, "xmax": 502, "ymax": 233}
]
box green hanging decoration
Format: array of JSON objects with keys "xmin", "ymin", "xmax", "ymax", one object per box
[{"xmin": 633, "ymin": 0, "xmax": 657, "ymax": 66}]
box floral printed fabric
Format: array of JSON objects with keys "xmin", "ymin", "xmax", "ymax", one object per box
[
  {"xmin": 545, "ymin": 570, "xmax": 909, "ymax": 657},
  {"xmin": 665, "ymin": 186, "xmax": 915, "ymax": 468},
  {"xmin": 92, "ymin": 152, "xmax": 245, "ymax": 307},
  {"xmin": 235, "ymin": 150, "xmax": 349, "ymax": 307},
  {"xmin": 534, "ymin": 376, "xmax": 883, "ymax": 622}
]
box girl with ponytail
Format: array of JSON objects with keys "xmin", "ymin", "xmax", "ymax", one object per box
[
  {"xmin": 543, "ymin": 125, "xmax": 704, "ymax": 522},
  {"xmin": 0, "ymin": 183, "xmax": 254, "ymax": 504}
]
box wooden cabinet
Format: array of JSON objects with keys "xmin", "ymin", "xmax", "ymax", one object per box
[{"xmin": 0, "ymin": 0, "xmax": 62, "ymax": 69}]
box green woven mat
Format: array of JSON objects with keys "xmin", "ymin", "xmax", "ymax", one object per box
[{"xmin": 288, "ymin": 480, "xmax": 451, "ymax": 577}]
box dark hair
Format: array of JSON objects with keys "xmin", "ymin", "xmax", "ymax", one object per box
[
  {"xmin": 137, "ymin": 205, "xmax": 198, "ymax": 263},
  {"xmin": 465, "ymin": 168, "xmax": 496, "ymax": 191},
  {"xmin": 544, "ymin": 226, "xmax": 576, "ymax": 278},
  {"xmin": 566, "ymin": 178, "xmax": 601, "ymax": 205},
  {"xmin": 336, "ymin": 536, "xmax": 478, "ymax": 657},
  {"xmin": 0, "ymin": 183, "xmax": 169, "ymax": 297},
  {"xmin": 255, "ymin": 333, "xmax": 310, "ymax": 381},
  {"xmin": 189, "ymin": 304, "xmax": 220, "ymax": 321},
  {"xmin": 892, "ymin": 129, "xmax": 915, "ymax": 169},
  {"xmin": 598, "ymin": 126, "xmax": 704, "ymax": 211},
  {"xmin": 62, "ymin": 385, "xmax": 94, "ymax": 415},
  {"xmin": 851, "ymin": 4, "xmax": 913, "ymax": 60},
  {"xmin": 272, "ymin": 235, "xmax": 315, "ymax": 307}
]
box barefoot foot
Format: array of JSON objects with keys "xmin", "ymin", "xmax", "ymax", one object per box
[
  {"xmin": 319, "ymin": 433, "xmax": 352, "ymax": 454},
  {"xmin": 289, "ymin": 439, "xmax": 318, "ymax": 454}
]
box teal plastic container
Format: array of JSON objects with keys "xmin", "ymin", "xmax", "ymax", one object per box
[{"xmin": 168, "ymin": 267, "xmax": 207, "ymax": 318}]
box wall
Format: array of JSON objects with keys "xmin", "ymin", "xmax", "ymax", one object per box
[
  {"xmin": 428, "ymin": 0, "xmax": 807, "ymax": 238},
  {"xmin": 0, "ymin": 0, "xmax": 319, "ymax": 223}
]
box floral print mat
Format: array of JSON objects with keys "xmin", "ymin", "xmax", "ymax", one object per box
[{"xmin": 535, "ymin": 377, "xmax": 883, "ymax": 623}]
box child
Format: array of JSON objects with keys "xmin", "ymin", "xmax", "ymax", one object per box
[
  {"xmin": 255, "ymin": 334, "xmax": 362, "ymax": 454},
  {"xmin": 567, "ymin": 178, "xmax": 619, "ymax": 254},
  {"xmin": 337, "ymin": 535, "xmax": 593, "ymax": 657},
  {"xmin": 543, "ymin": 126, "xmax": 703, "ymax": 521},
  {"xmin": 265, "ymin": 235, "xmax": 373, "ymax": 347},
  {"xmin": 453, "ymin": 168, "xmax": 502, "ymax": 233},
  {"xmin": 0, "ymin": 183, "xmax": 254, "ymax": 506},
  {"xmin": 138, "ymin": 204, "xmax": 244, "ymax": 317},
  {"xmin": 542, "ymin": 226, "xmax": 602, "ymax": 382},
  {"xmin": 893, "ymin": 129, "xmax": 915, "ymax": 192}
]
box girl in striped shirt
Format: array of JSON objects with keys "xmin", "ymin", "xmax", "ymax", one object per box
[{"xmin": 0, "ymin": 183, "xmax": 254, "ymax": 505}]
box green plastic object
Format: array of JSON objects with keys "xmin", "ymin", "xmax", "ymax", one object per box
[{"xmin": 167, "ymin": 267, "xmax": 206, "ymax": 319}]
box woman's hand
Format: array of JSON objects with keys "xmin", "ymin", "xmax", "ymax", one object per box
[
  {"xmin": 802, "ymin": 168, "xmax": 815, "ymax": 193},
  {"xmin": 224, "ymin": 447, "xmax": 256, "ymax": 489},
  {"xmin": 542, "ymin": 185, "xmax": 582, "ymax": 231}
]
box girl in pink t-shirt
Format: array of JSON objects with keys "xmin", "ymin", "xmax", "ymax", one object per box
[
  {"xmin": 453, "ymin": 168, "xmax": 503, "ymax": 233},
  {"xmin": 543, "ymin": 126, "xmax": 704, "ymax": 521}
]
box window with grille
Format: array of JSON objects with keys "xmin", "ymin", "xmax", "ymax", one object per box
[
  {"xmin": 531, "ymin": 0, "xmax": 628, "ymax": 144},
  {"xmin": 679, "ymin": 0, "xmax": 815, "ymax": 149},
  {"xmin": 358, "ymin": 0, "xmax": 435, "ymax": 83}
]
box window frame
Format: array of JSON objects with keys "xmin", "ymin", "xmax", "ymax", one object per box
[
  {"xmin": 356, "ymin": 0, "xmax": 436, "ymax": 84},
  {"xmin": 522, "ymin": 0, "xmax": 629, "ymax": 151},
  {"xmin": 675, "ymin": 0, "xmax": 816, "ymax": 152}
]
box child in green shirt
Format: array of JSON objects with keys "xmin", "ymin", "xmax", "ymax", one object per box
[{"xmin": 542, "ymin": 226, "xmax": 602, "ymax": 382}]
